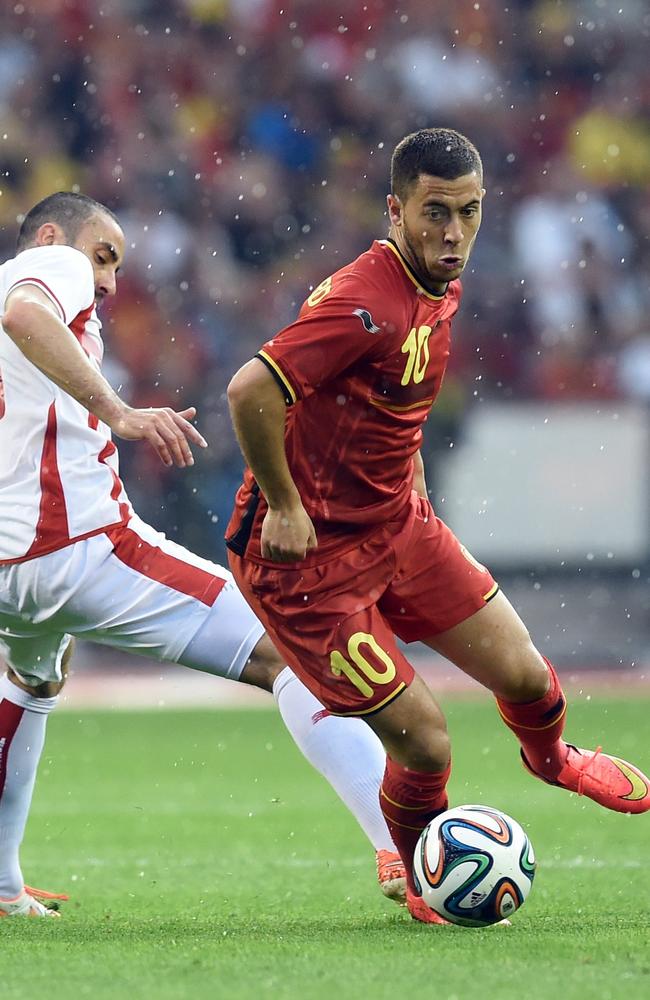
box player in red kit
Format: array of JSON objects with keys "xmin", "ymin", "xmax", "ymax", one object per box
[{"xmin": 227, "ymin": 128, "xmax": 650, "ymax": 925}]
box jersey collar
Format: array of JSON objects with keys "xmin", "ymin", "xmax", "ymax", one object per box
[{"xmin": 381, "ymin": 239, "xmax": 448, "ymax": 301}]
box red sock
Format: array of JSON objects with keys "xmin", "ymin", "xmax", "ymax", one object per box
[
  {"xmin": 496, "ymin": 659, "xmax": 568, "ymax": 777},
  {"xmin": 380, "ymin": 756, "xmax": 450, "ymax": 893}
]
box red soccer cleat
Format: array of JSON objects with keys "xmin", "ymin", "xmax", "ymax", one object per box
[
  {"xmin": 406, "ymin": 888, "xmax": 450, "ymax": 925},
  {"xmin": 522, "ymin": 744, "xmax": 650, "ymax": 814}
]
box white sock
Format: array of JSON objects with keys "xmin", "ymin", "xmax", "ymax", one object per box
[
  {"xmin": 0, "ymin": 674, "xmax": 57, "ymax": 898},
  {"xmin": 273, "ymin": 667, "xmax": 397, "ymax": 852}
]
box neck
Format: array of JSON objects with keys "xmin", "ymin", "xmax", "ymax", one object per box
[{"xmin": 388, "ymin": 228, "xmax": 448, "ymax": 296}]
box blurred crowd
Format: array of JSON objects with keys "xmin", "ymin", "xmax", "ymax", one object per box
[{"xmin": 1, "ymin": 0, "xmax": 649, "ymax": 559}]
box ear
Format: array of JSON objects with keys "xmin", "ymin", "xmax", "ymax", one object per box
[
  {"xmin": 387, "ymin": 193, "xmax": 403, "ymax": 227},
  {"xmin": 34, "ymin": 222, "xmax": 63, "ymax": 246}
]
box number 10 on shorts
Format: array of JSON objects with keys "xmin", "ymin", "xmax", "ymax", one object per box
[{"xmin": 330, "ymin": 632, "xmax": 396, "ymax": 697}]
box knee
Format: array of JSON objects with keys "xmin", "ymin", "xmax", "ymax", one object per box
[
  {"xmin": 370, "ymin": 675, "xmax": 452, "ymax": 771},
  {"xmin": 239, "ymin": 633, "xmax": 285, "ymax": 692},
  {"xmin": 6, "ymin": 637, "xmax": 74, "ymax": 699},
  {"xmin": 378, "ymin": 703, "xmax": 451, "ymax": 772},
  {"xmin": 496, "ymin": 645, "xmax": 550, "ymax": 703},
  {"xmin": 402, "ymin": 726, "xmax": 451, "ymax": 773},
  {"xmin": 403, "ymin": 684, "xmax": 451, "ymax": 770},
  {"xmin": 8, "ymin": 668, "xmax": 65, "ymax": 698}
]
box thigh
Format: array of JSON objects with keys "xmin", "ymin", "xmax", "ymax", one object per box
[
  {"xmin": 422, "ymin": 589, "xmax": 548, "ymax": 700},
  {"xmin": 0, "ymin": 558, "xmax": 72, "ymax": 685},
  {"xmin": 380, "ymin": 498, "xmax": 499, "ymax": 641},
  {"xmin": 1, "ymin": 517, "xmax": 265, "ymax": 683},
  {"xmin": 229, "ymin": 545, "xmax": 415, "ymax": 717},
  {"xmin": 74, "ymin": 517, "xmax": 264, "ymax": 680}
]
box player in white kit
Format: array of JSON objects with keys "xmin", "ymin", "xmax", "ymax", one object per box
[{"xmin": 0, "ymin": 192, "xmax": 405, "ymax": 917}]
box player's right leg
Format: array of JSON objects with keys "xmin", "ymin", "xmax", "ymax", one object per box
[
  {"xmin": 362, "ymin": 673, "xmax": 452, "ymax": 924},
  {"xmin": 229, "ymin": 540, "xmax": 454, "ymax": 925},
  {"xmin": 0, "ymin": 627, "xmax": 74, "ymax": 917}
]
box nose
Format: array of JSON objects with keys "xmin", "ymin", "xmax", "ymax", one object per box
[
  {"xmin": 97, "ymin": 271, "xmax": 117, "ymax": 298},
  {"xmin": 443, "ymin": 216, "xmax": 463, "ymax": 245}
]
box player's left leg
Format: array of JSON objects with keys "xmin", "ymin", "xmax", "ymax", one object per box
[
  {"xmin": 269, "ymin": 665, "xmax": 406, "ymax": 902},
  {"xmin": 382, "ymin": 499, "xmax": 650, "ymax": 816},
  {"xmin": 181, "ymin": 620, "xmax": 405, "ymax": 901},
  {"xmin": 423, "ymin": 590, "xmax": 650, "ymax": 814}
]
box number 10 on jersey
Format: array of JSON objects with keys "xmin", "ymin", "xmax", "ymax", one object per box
[{"xmin": 330, "ymin": 632, "xmax": 397, "ymax": 697}]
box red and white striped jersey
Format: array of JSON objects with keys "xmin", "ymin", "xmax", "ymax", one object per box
[{"xmin": 0, "ymin": 244, "xmax": 131, "ymax": 564}]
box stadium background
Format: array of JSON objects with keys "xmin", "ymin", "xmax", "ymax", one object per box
[{"xmin": 1, "ymin": 0, "xmax": 650, "ymax": 701}]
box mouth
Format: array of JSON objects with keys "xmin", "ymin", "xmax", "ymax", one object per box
[{"xmin": 438, "ymin": 255, "xmax": 463, "ymax": 271}]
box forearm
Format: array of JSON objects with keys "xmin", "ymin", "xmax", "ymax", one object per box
[
  {"xmin": 228, "ymin": 359, "xmax": 317, "ymax": 561},
  {"xmin": 413, "ymin": 449, "xmax": 428, "ymax": 498},
  {"xmin": 227, "ymin": 360, "xmax": 300, "ymax": 509},
  {"xmin": 3, "ymin": 299, "xmax": 126, "ymax": 425}
]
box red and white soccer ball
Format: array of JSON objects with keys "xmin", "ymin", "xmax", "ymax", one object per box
[{"xmin": 412, "ymin": 804, "xmax": 536, "ymax": 927}]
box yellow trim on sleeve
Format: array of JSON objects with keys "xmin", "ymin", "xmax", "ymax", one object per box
[
  {"xmin": 483, "ymin": 582, "xmax": 499, "ymax": 602},
  {"xmin": 258, "ymin": 350, "xmax": 298, "ymax": 404}
]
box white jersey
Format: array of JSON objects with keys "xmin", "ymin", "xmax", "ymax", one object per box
[{"xmin": 0, "ymin": 244, "xmax": 131, "ymax": 563}]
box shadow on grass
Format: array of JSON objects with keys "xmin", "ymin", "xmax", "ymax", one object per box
[
  {"xmin": 0, "ymin": 909, "xmax": 573, "ymax": 946},
  {"xmin": 3, "ymin": 907, "xmax": 648, "ymax": 950}
]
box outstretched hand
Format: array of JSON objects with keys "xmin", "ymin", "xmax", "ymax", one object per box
[{"xmin": 109, "ymin": 405, "xmax": 208, "ymax": 467}]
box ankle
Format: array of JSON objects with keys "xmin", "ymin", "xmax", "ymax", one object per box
[{"xmin": 524, "ymin": 740, "xmax": 568, "ymax": 778}]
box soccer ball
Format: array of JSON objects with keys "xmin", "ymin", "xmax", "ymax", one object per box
[{"xmin": 412, "ymin": 804, "xmax": 536, "ymax": 927}]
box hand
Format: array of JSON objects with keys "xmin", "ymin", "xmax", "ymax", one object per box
[
  {"xmin": 109, "ymin": 405, "xmax": 208, "ymax": 467},
  {"xmin": 260, "ymin": 504, "xmax": 317, "ymax": 562}
]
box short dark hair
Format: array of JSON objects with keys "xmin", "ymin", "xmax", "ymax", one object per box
[
  {"xmin": 391, "ymin": 128, "xmax": 483, "ymax": 201},
  {"xmin": 16, "ymin": 191, "xmax": 120, "ymax": 251}
]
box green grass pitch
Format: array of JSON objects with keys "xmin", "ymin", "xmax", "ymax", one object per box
[{"xmin": 2, "ymin": 693, "xmax": 649, "ymax": 999}]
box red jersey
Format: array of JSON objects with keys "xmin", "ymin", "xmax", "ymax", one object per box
[{"xmin": 227, "ymin": 239, "xmax": 462, "ymax": 563}]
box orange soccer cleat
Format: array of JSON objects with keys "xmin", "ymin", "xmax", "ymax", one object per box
[
  {"xmin": 522, "ymin": 744, "xmax": 650, "ymax": 814},
  {"xmin": 376, "ymin": 849, "xmax": 407, "ymax": 904}
]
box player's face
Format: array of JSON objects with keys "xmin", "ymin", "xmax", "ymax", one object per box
[
  {"xmin": 387, "ymin": 173, "xmax": 484, "ymax": 292},
  {"xmin": 72, "ymin": 212, "xmax": 125, "ymax": 305}
]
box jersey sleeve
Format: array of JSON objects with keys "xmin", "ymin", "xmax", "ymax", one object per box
[
  {"xmin": 6, "ymin": 245, "xmax": 95, "ymax": 326},
  {"xmin": 257, "ymin": 272, "xmax": 406, "ymax": 404}
]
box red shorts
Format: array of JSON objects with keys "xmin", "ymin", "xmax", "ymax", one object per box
[{"xmin": 229, "ymin": 493, "xmax": 498, "ymax": 716}]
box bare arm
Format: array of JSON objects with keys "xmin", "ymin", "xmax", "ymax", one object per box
[
  {"xmin": 413, "ymin": 449, "xmax": 428, "ymax": 499},
  {"xmin": 227, "ymin": 358, "xmax": 316, "ymax": 562},
  {"xmin": 2, "ymin": 286, "xmax": 207, "ymax": 467}
]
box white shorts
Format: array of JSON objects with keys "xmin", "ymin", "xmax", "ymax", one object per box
[{"xmin": 0, "ymin": 514, "xmax": 265, "ymax": 686}]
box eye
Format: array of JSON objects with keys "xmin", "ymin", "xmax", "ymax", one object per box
[{"xmin": 461, "ymin": 206, "xmax": 479, "ymax": 217}]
